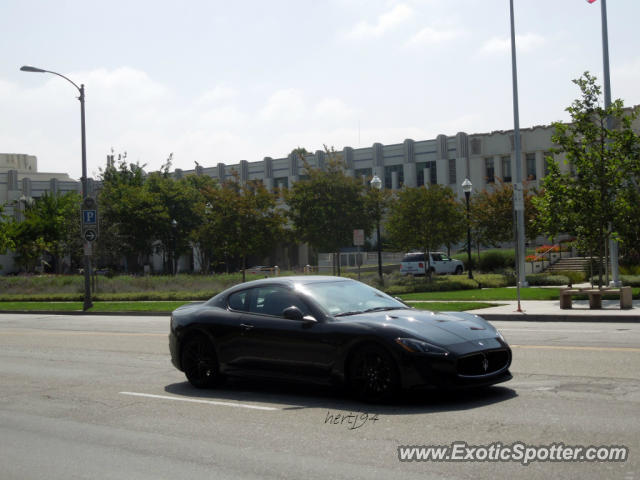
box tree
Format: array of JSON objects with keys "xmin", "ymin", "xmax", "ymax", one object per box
[
  {"xmin": 533, "ymin": 72, "xmax": 640, "ymax": 285},
  {"xmin": 97, "ymin": 154, "xmax": 165, "ymax": 272},
  {"xmin": 285, "ymin": 148, "xmax": 373, "ymax": 275},
  {"xmin": 386, "ymin": 184, "xmax": 464, "ymax": 278},
  {"xmin": 470, "ymin": 179, "xmax": 539, "ymax": 258},
  {"xmin": 10, "ymin": 192, "xmax": 81, "ymax": 273},
  {"xmin": 0, "ymin": 206, "xmax": 14, "ymax": 257}
]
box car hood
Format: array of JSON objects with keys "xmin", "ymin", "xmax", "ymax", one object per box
[{"xmin": 342, "ymin": 309, "xmax": 498, "ymax": 345}]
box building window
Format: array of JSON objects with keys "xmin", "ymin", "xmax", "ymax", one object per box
[
  {"xmin": 416, "ymin": 161, "xmax": 437, "ymax": 187},
  {"xmin": 274, "ymin": 177, "xmax": 288, "ymax": 189},
  {"xmin": 485, "ymin": 158, "xmax": 495, "ymax": 183},
  {"xmin": 526, "ymin": 153, "xmax": 536, "ymax": 180},
  {"xmin": 501, "ymin": 156, "xmax": 512, "ymax": 182},
  {"xmin": 448, "ymin": 159, "xmax": 456, "ymax": 185},
  {"xmin": 384, "ymin": 165, "xmax": 404, "ymax": 189},
  {"xmin": 471, "ymin": 138, "xmax": 482, "ymax": 155},
  {"xmin": 354, "ymin": 167, "xmax": 372, "ymax": 181}
]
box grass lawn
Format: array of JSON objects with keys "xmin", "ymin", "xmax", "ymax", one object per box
[
  {"xmin": 0, "ymin": 301, "xmax": 191, "ymax": 313},
  {"xmin": 400, "ymin": 287, "xmax": 563, "ymax": 301},
  {"xmin": 409, "ymin": 302, "xmax": 503, "ymax": 311}
]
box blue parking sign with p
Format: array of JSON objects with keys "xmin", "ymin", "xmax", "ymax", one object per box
[{"xmin": 83, "ymin": 210, "xmax": 97, "ymax": 225}]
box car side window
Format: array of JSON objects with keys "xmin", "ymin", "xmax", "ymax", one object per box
[
  {"xmin": 228, "ymin": 290, "xmax": 250, "ymax": 312},
  {"xmin": 432, "ymin": 253, "xmax": 442, "ymax": 261},
  {"xmin": 250, "ymin": 286, "xmax": 310, "ymax": 318}
]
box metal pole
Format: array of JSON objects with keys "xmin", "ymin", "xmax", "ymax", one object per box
[
  {"xmin": 599, "ymin": 0, "xmax": 620, "ymax": 287},
  {"xmin": 376, "ymin": 218, "xmax": 383, "ymax": 282},
  {"xmin": 465, "ymin": 192, "xmax": 473, "ymax": 279},
  {"xmin": 509, "ymin": 0, "xmax": 527, "ymax": 288},
  {"xmin": 80, "ymin": 84, "xmax": 93, "ymax": 310}
]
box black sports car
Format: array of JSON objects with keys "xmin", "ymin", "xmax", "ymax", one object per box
[{"xmin": 169, "ymin": 276, "xmax": 512, "ymax": 401}]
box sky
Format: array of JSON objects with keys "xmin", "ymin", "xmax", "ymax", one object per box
[{"xmin": 1, "ymin": 0, "xmax": 639, "ymax": 180}]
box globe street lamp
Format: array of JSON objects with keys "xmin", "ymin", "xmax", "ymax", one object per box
[
  {"xmin": 370, "ymin": 175, "xmax": 383, "ymax": 282},
  {"xmin": 20, "ymin": 65, "xmax": 92, "ymax": 310},
  {"xmin": 461, "ymin": 178, "xmax": 474, "ymax": 280}
]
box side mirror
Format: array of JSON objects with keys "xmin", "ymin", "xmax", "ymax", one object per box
[
  {"xmin": 283, "ymin": 306, "xmax": 317, "ymax": 322},
  {"xmin": 282, "ymin": 306, "xmax": 303, "ymax": 320}
]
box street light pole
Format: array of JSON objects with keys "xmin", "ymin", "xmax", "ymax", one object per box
[
  {"xmin": 462, "ymin": 178, "xmax": 473, "ymax": 279},
  {"xmin": 20, "ymin": 65, "xmax": 93, "ymax": 310},
  {"xmin": 370, "ymin": 175, "xmax": 383, "ymax": 282}
]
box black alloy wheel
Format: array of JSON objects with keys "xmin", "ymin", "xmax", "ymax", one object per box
[
  {"xmin": 348, "ymin": 344, "xmax": 399, "ymax": 402},
  {"xmin": 181, "ymin": 336, "xmax": 223, "ymax": 388}
]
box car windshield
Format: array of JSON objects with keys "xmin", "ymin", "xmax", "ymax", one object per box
[{"xmin": 298, "ymin": 280, "xmax": 408, "ymax": 317}]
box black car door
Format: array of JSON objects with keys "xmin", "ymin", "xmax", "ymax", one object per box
[{"xmin": 237, "ymin": 285, "xmax": 337, "ymax": 382}]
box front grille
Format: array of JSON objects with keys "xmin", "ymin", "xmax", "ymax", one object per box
[{"xmin": 457, "ymin": 349, "xmax": 509, "ymax": 376}]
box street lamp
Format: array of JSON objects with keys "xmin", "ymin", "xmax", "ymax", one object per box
[
  {"xmin": 20, "ymin": 65, "xmax": 92, "ymax": 310},
  {"xmin": 171, "ymin": 219, "xmax": 178, "ymax": 275},
  {"xmin": 461, "ymin": 178, "xmax": 474, "ymax": 280},
  {"xmin": 370, "ymin": 175, "xmax": 383, "ymax": 282}
]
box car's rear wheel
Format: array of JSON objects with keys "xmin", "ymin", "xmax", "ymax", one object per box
[
  {"xmin": 181, "ymin": 335, "xmax": 224, "ymax": 388},
  {"xmin": 455, "ymin": 265, "xmax": 463, "ymax": 275},
  {"xmin": 348, "ymin": 344, "xmax": 399, "ymax": 402}
]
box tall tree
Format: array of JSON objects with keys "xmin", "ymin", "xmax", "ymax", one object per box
[
  {"xmin": 0, "ymin": 206, "xmax": 14, "ymax": 257},
  {"xmin": 285, "ymin": 149, "xmax": 373, "ymax": 275},
  {"xmin": 386, "ymin": 184, "xmax": 464, "ymax": 278},
  {"xmin": 9, "ymin": 192, "xmax": 81, "ymax": 273},
  {"xmin": 470, "ymin": 179, "xmax": 539, "ymax": 257},
  {"xmin": 533, "ymin": 72, "xmax": 640, "ymax": 285}
]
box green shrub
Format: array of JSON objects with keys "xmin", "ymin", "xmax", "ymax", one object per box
[
  {"xmin": 474, "ymin": 274, "xmax": 512, "ymax": 288},
  {"xmin": 384, "ymin": 276, "xmax": 478, "ymax": 295},
  {"xmin": 620, "ymin": 265, "xmax": 640, "ymax": 275},
  {"xmin": 477, "ymin": 251, "xmax": 515, "ymax": 272},
  {"xmin": 552, "ymin": 270, "xmax": 586, "ymax": 284},
  {"xmin": 526, "ymin": 274, "xmax": 570, "ymax": 286}
]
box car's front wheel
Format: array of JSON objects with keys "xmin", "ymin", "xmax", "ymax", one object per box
[
  {"xmin": 348, "ymin": 344, "xmax": 400, "ymax": 402},
  {"xmin": 181, "ymin": 335, "xmax": 224, "ymax": 388}
]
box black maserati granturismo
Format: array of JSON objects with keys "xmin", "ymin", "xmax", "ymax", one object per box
[{"xmin": 169, "ymin": 276, "xmax": 512, "ymax": 401}]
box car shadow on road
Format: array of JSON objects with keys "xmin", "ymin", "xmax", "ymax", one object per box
[{"xmin": 164, "ymin": 378, "xmax": 517, "ymax": 414}]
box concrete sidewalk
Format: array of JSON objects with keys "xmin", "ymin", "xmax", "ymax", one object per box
[{"xmin": 465, "ymin": 299, "xmax": 640, "ymax": 322}]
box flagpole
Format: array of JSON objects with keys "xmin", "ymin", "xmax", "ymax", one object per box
[
  {"xmin": 598, "ymin": 0, "xmax": 620, "ymax": 287},
  {"xmin": 509, "ymin": 0, "xmax": 527, "ymax": 294}
]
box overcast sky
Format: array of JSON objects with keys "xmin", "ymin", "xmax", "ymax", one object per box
[{"xmin": 1, "ymin": 0, "xmax": 639, "ymax": 180}]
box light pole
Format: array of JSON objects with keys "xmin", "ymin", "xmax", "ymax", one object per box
[
  {"xmin": 462, "ymin": 178, "xmax": 473, "ymax": 280},
  {"xmin": 370, "ymin": 175, "xmax": 383, "ymax": 282},
  {"xmin": 20, "ymin": 65, "xmax": 92, "ymax": 310},
  {"xmin": 171, "ymin": 219, "xmax": 178, "ymax": 275}
]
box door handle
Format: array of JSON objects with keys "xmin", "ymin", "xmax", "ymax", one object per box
[{"xmin": 240, "ymin": 323, "xmax": 254, "ymax": 331}]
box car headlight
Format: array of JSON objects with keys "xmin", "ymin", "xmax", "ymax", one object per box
[{"xmin": 395, "ymin": 338, "xmax": 449, "ymax": 356}]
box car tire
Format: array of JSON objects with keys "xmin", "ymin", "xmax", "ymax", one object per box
[
  {"xmin": 348, "ymin": 344, "xmax": 400, "ymax": 403},
  {"xmin": 455, "ymin": 266, "xmax": 463, "ymax": 275},
  {"xmin": 181, "ymin": 335, "xmax": 225, "ymax": 389}
]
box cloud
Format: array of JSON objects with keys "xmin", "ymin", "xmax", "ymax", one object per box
[
  {"xmin": 480, "ymin": 33, "xmax": 546, "ymax": 55},
  {"xmin": 345, "ymin": 4, "xmax": 413, "ymax": 39},
  {"xmin": 405, "ymin": 26, "xmax": 464, "ymax": 47},
  {"xmin": 314, "ymin": 98, "xmax": 356, "ymax": 120},
  {"xmin": 258, "ymin": 88, "xmax": 306, "ymax": 122},
  {"xmin": 197, "ymin": 85, "xmax": 238, "ymax": 104}
]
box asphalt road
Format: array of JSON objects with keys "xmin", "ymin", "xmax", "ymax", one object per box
[{"xmin": 0, "ymin": 313, "xmax": 638, "ymax": 480}]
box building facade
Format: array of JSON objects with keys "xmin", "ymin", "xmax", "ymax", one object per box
[{"xmin": 0, "ymin": 153, "xmax": 81, "ymax": 274}]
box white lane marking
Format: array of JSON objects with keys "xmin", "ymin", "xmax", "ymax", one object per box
[{"xmin": 119, "ymin": 392, "xmax": 279, "ymax": 411}]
